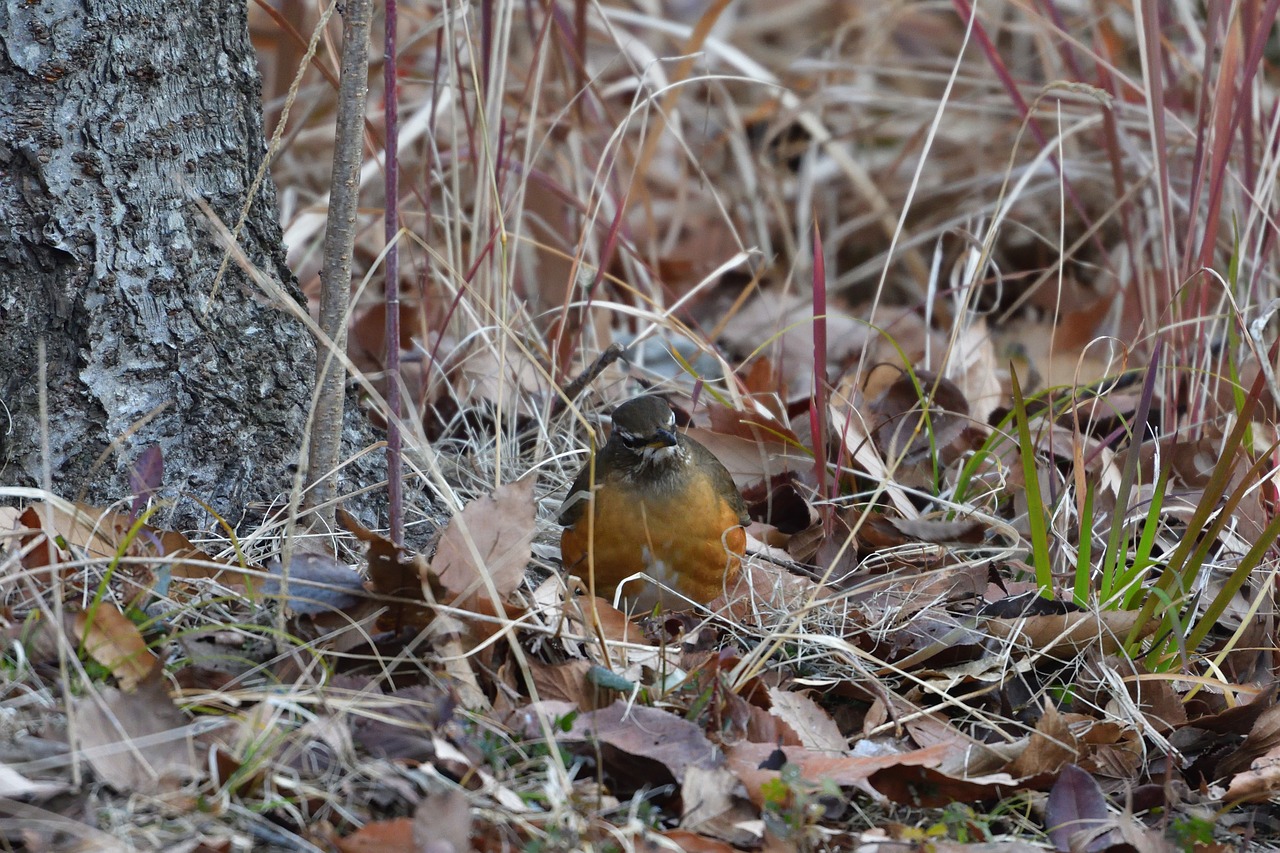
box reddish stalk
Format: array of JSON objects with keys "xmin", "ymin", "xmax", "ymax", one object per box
[{"xmin": 811, "ymin": 217, "xmax": 830, "ymax": 507}]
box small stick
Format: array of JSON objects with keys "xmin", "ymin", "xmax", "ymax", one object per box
[{"xmin": 552, "ymin": 343, "xmax": 626, "ymax": 417}]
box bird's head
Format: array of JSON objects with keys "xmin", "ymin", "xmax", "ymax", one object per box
[{"xmin": 609, "ymin": 396, "xmax": 683, "ymax": 470}]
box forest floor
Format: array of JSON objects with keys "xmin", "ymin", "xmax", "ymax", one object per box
[{"xmin": 3, "ymin": 2, "xmax": 1280, "ymax": 851}]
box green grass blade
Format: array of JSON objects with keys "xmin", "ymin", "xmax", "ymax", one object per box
[{"xmin": 1011, "ymin": 370, "xmax": 1053, "ymax": 598}]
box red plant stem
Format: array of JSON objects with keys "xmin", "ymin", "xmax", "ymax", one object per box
[
  {"xmin": 384, "ymin": 0, "xmax": 403, "ymax": 546},
  {"xmin": 811, "ymin": 217, "xmax": 829, "ymax": 505}
]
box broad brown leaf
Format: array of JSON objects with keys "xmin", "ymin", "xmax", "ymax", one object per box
[
  {"xmin": 430, "ymin": 476, "xmax": 535, "ymax": 607},
  {"xmin": 73, "ymin": 674, "xmax": 200, "ymax": 795}
]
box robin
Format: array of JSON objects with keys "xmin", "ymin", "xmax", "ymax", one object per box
[{"xmin": 559, "ymin": 395, "xmax": 749, "ymax": 611}]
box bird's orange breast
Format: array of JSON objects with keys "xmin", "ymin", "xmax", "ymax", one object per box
[{"xmin": 561, "ymin": 471, "xmax": 745, "ymax": 611}]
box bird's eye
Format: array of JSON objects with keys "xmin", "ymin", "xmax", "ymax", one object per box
[{"xmin": 617, "ymin": 430, "xmax": 647, "ymax": 448}]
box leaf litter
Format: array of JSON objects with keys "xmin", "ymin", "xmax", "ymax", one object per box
[{"xmin": 4, "ymin": 1, "xmax": 1280, "ymax": 850}]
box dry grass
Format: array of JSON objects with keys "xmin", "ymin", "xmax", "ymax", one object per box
[{"xmin": 2, "ymin": 1, "xmax": 1279, "ymax": 850}]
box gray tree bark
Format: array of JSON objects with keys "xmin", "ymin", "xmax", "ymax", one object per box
[{"xmin": 0, "ymin": 0, "xmax": 381, "ymax": 531}]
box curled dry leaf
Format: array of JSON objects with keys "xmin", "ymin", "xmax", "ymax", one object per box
[
  {"xmin": 828, "ymin": 402, "xmax": 918, "ymax": 519},
  {"xmin": 72, "ymin": 603, "xmax": 158, "ymax": 692},
  {"xmin": 678, "ymin": 765, "xmax": 761, "ymax": 848},
  {"xmin": 945, "ymin": 316, "xmax": 1003, "ymax": 424},
  {"xmin": 1219, "ymin": 702, "xmax": 1280, "ymax": 778},
  {"xmin": 340, "ymin": 508, "xmax": 436, "ymax": 632},
  {"xmin": 866, "ymin": 763, "xmax": 1014, "ymax": 808},
  {"xmin": 1225, "ymin": 741, "xmax": 1280, "ymax": 801},
  {"xmin": 687, "ymin": 400, "xmax": 811, "ymax": 489},
  {"xmin": 1007, "ymin": 703, "xmax": 1079, "ymax": 781}
]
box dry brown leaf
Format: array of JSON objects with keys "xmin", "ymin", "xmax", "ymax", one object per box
[
  {"xmin": 1044, "ymin": 764, "xmax": 1123, "ymax": 853},
  {"xmin": 527, "ymin": 659, "xmax": 599, "ymax": 708},
  {"xmin": 660, "ymin": 830, "xmax": 740, "ymax": 853},
  {"xmin": 945, "ymin": 316, "xmax": 1003, "ymax": 424},
  {"xmin": 335, "ymin": 818, "xmax": 416, "ymax": 853},
  {"xmin": 1225, "ymin": 741, "xmax": 1280, "ymax": 801},
  {"xmin": 828, "ymin": 402, "xmax": 918, "ymax": 519},
  {"xmin": 677, "ymin": 765, "xmax": 762, "ymax": 848},
  {"xmin": 722, "ymin": 291, "xmax": 879, "ymax": 398},
  {"xmin": 868, "ymin": 763, "xmax": 1014, "ymax": 807},
  {"xmin": 430, "ymin": 476, "xmax": 535, "ymax": 606},
  {"xmin": 1219, "ymin": 702, "xmax": 1280, "ymax": 778},
  {"xmin": 16, "ymin": 501, "xmax": 231, "ymax": 584},
  {"xmin": 513, "ymin": 700, "xmax": 722, "ymax": 787},
  {"xmin": 73, "ymin": 675, "xmax": 200, "ymax": 795},
  {"xmin": 562, "ymin": 582, "xmax": 645, "ymax": 644},
  {"xmin": 686, "ymin": 401, "xmax": 810, "ymax": 489},
  {"xmin": 718, "ymin": 557, "xmax": 821, "ymax": 623},
  {"xmin": 72, "ymin": 604, "xmax": 158, "ymax": 692},
  {"xmin": 412, "ymin": 788, "xmax": 472, "ymax": 853},
  {"xmin": 1007, "ymin": 703, "xmax": 1079, "ymax": 780},
  {"xmin": 1126, "ymin": 676, "xmax": 1189, "ymax": 735},
  {"xmin": 984, "ymin": 609, "xmax": 1154, "ymax": 656},
  {"xmin": 10, "ymin": 506, "xmax": 68, "ymax": 581},
  {"xmin": 340, "ymin": 509, "xmax": 436, "ymax": 632},
  {"xmin": 727, "ymin": 741, "xmax": 954, "ymax": 806},
  {"xmin": 767, "ymin": 687, "xmax": 845, "ymax": 753},
  {"xmin": 456, "ymin": 342, "xmax": 545, "ymax": 416},
  {"xmin": 888, "ymin": 516, "xmax": 988, "ymax": 545}
]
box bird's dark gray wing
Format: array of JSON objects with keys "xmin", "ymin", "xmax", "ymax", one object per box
[{"xmin": 558, "ymin": 457, "xmax": 599, "ymax": 527}]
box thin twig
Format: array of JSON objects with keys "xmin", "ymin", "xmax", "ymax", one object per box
[{"xmin": 307, "ymin": 0, "xmax": 372, "ymax": 531}]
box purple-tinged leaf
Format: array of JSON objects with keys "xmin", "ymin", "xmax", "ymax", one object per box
[{"xmin": 1045, "ymin": 764, "xmax": 1121, "ymax": 852}]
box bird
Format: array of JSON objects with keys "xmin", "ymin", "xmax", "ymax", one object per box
[{"xmin": 559, "ymin": 395, "xmax": 749, "ymax": 611}]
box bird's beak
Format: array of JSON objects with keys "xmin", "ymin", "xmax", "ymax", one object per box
[{"xmin": 651, "ymin": 428, "xmax": 678, "ymax": 448}]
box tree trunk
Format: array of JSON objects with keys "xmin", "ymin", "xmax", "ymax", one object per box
[{"xmin": 0, "ymin": 0, "xmax": 381, "ymax": 531}]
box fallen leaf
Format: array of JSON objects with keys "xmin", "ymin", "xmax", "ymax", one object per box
[
  {"xmin": 512, "ymin": 700, "xmax": 722, "ymax": 790},
  {"xmin": 73, "ymin": 675, "xmax": 201, "ymax": 795},
  {"xmin": 1220, "ymin": 702, "xmax": 1280, "ymax": 778},
  {"xmin": 128, "ymin": 445, "xmax": 164, "ymax": 520},
  {"xmin": 72, "ymin": 604, "xmax": 158, "ymax": 692},
  {"xmin": 15, "ymin": 501, "xmax": 229, "ymax": 585},
  {"xmin": 984, "ymin": 609, "xmax": 1154, "ymax": 656},
  {"xmin": 1225, "ymin": 741, "xmax": 1280, "ymax": 801},
  {"xmin": 336, "ymin": 818, "xmax": 415, "ymax": 853},
  {"xmin": 1008, "ymin": 703, "xmax": 1079, "ymax": 780},
  {"xmin": 1045, "ymin": 764, "xmax": 1123, "ymax": 853},
  {"xmin": 413, "ymin": 788, "xmax": 472, "ymax": 853},
  {"xmin": 727, "ymin": 741, "xmax": 955, "ymax": 806},
  {"xmin": 767, "ymin": 687, "xmax": 845, "ymax": 753},
  {"xmin": 430, "ymin": 476, "xmax": 536, "ymax": 606},
  {"xmin": 341, "ymin": 509, "xmax": 435, "ymax": 632},
  {"xmin": 679, "ymin": 765, "xmax": 760, "ymax": 847},
  {"xmin": 866, "ymin": 763, "xmax": 1013, "ymax": 807},
  {"xmin": 259, "ymin": 552, "xmax": 368, "ymax": 616}
]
